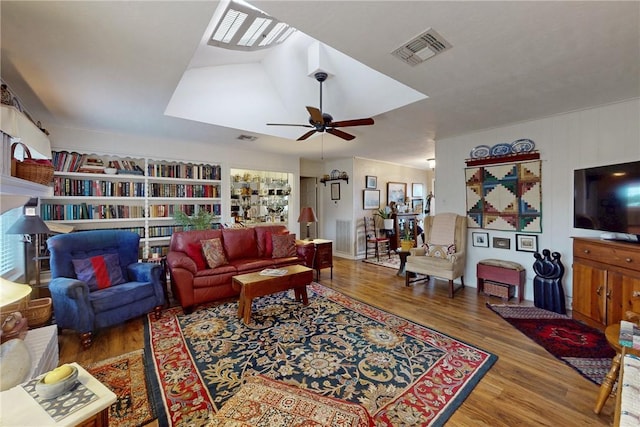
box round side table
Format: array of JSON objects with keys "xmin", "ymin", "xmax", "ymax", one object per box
[{"xmin": 593, "ymin": 323, "xmax": 640, "ymax": 414}]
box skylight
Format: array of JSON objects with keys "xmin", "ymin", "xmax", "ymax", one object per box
[{"xmin": 208, "ymin": 1, "xmax": 296, "ymax": 51}]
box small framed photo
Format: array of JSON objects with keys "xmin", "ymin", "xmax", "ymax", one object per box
[
  {"xmin": 472, "ymin": 232, "xmax": 489, "ymax": 248},
  {"xmin": 412, "ymin": 183, "xmax": 424, "ymax": 198},
  {"xmin": 363, "ymin": 190, "xmax": 380, "ymax": 209},
  {"xmin": 516, "ymin": 234, "xmax": 538, "ymax": 252},
  {"xmin": 366, "ymin": 175, "xmax": 377, "ymax": 189},
  {"xmin": 411, "ymin": 198, "xmax": 423, "ymax": 213},
  {"xmin": 331, "ymin": 182, "xmax": 340, "ymax": 200},
  {"xmin": 493, "ymin": 237, "xmax": 511, "ymax": 250}
]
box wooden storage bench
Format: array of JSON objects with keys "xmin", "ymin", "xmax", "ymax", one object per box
[{"xmin": 477, "ymin": 259, "xmax": 525, "ymax": 302}]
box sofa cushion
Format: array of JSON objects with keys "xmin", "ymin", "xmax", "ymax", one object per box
[
  {"xmin": 211, "ymin": 375, "xmax": 373, "ymax": 427},
  {"xmin": 229, "ymin": 259, "xmax": 274, "ymax": 273},
  {"xmin": 72, "ymin": 254, "xmax": 126, "ymax": 291},
  {"xmin": 425, "ymin": 242, "xmax": 456, "ymax": 260},
  {"xmin": 254, "ymin": 225, "xmax": 288, "ymax": 257},
  {"xmin": 184, "ymin": 242, "xmax": 207, "ymax": 271},
  {"xmin": 89, "ymin": 280, "xmax": 155, "ymax": 312},
  {"xmin": 202, "ymin": 238, "xmax": 229, "ymax": 269},
  {"xmin": 272, "ymin": 233, "xmax": 297, "ymax": 258},
  {"xmin": 222, "ymin": 228, "xmax": 258, "ymax": 260}
]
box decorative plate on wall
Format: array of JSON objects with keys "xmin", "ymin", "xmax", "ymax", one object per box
[
  {"xmin": 470, "ymin": 145, "xmax": 491, "ymax": 159},
  {"xmin": 490, "ymin": 143, "xmax": 512, "ymax": 157},
  {"xmin": 511, "ymin": 139, "xmax": 535, "ymax": 153}
]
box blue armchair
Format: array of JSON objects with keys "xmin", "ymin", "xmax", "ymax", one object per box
[{"xmin": 47, "ymin": 230, "xmax": 165, "ymax": 348}]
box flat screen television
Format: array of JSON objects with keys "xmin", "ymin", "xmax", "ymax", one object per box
[{"xmin": 574, "ymin": 161, "xmax": 640, "ymax": 240}]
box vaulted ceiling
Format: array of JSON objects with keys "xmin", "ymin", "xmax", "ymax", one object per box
[{"xmin": 2, "ymin": 1, "xmax": 638, "ymax": 169}]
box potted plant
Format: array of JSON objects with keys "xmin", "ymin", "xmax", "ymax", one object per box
[
  {"xmin": 173, "ymin": 209, "xmax": 216, "ymax": 230},
  {"xmin": 400, "ymin": 226, "xmax": 415, "ymax": 251},
  {"xmin": 375, "ymin": 209, "xmax": 395, "ymax": 230}
]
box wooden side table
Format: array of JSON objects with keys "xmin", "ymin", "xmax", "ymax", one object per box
[
  {"xmin": 593, "ymin": 322, "xmax": 640, "ymax": 414},
  {"xmin": 311, "ymin": 239, "xmax": 333, "ymax": 280},
  {"xmin": 0, "ymin": 362, "xmax": 116, "ymax": 426}
]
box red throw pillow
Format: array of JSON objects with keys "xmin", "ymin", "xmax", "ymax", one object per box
[
  {"xmin": 184, "ymin": 242, "xmax": 207, "ymax": 270},
  {"xmin": 272, "ymin": 233, "xmax": 297, "ymax": 258},
  {"xmin": 72, "ymin": 254, "xmax": 125, "ymax": 291}
]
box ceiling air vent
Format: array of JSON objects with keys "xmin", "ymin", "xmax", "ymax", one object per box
[
  {"xmin": 237, "ymin": 134, "xmax": 257, "ymax": 141},
  {"xmin": 392, "ymin": 28, "xmax": 452, "ymax": 66}
]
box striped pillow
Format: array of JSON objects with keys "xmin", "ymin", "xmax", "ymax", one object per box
[{"xmin": 72, "ymin": 253, "xmax": 125, "ymax": 291}]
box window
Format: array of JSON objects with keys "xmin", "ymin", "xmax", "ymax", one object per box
[
  {"xmin": 208, "ymin": 0, "xmax": 296, "ymax": 51},
  {"xmin": 0, "ymin": 206, "xmax": 25, "ymax": 280}
]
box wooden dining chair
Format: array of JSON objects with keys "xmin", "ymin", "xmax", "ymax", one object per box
[{"xmin": 364, "ymin": 217, "xmax": 391, "ymax": 261}]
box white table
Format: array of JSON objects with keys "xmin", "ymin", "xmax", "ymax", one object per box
[{"xmin": 0, "ymin": 362, "xmax": 116, "ymax": 426}]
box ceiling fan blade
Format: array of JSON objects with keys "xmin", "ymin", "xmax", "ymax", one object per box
[
  {"xmin": 327, "ymin": 128, "xmax": 355, "ymax": 141},
  {"xmin": 330, "ymin": 118, "xmax": 374, "ymax": 128},
  {"xmin": 266, "ymin": 123, "xmax": 314, "ymax": 128},
  {"xmin": 306, "ymin": 106, "xmax": 323, "ymax": 124},
  {"xmin": 297, "ymin": 129, "xmax": 317, "ymax": 141}
]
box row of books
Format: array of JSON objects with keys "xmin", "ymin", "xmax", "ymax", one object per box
[
  {"xmin": 147, "ymin": 204, "xmax": 221, "ymax": 218},
  {"xmin": 148, "ymin": 183, "xmax": 219, "ymax": 198},
  {"xmin": 147, "ymin": 163, "xmax": 222, "ymax": 180},
  {"xmin": 52, "ymin": 151, "xmax": 142, "ymax": 173},
  {"xmin": 147, "ymin": 225, "xmax": 185, "ymax": 238},
  {"xmin": 40, "ymin": 203, "xmax": 146, "ymax": 220},
  {"xmin": 53, "ymin": 177, "xmax": 145, "ymax": 197}
]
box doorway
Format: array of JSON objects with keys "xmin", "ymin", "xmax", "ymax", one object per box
[{"xmin": 299, "ymin": 177, "xmax": 318, "ymax": 240}]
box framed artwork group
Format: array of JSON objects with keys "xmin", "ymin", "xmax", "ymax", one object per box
[{"xmin": 472, "ymin": 231, "xmax": 539, "ymax": 252}]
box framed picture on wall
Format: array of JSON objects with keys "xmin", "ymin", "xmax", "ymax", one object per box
[
  {"xmin": 472, "ymin": 232, "xmax": 489, "ymax": 247},
  {"xmin": 363, "ymin": 190, "xmax": 380, "ymax": 209},
  {"xmin": 516, "ymin": 234, "xmax": 538, "ymax": 252},
  {"xmin": 331, "ymin": 183, "xmax": 341, "ymax": 200},
  {"xmin": 366, "ymin": 175, "xmax": 377, "ymax": 189},
  {"xmin": 412, "ymin": 183, "xmax": 424, "ymax": 198},
  {"xmin": 493, "ymin": 237, "xmax": 511, "ymax": 250},
  {"xmin": 411, "ymin": 198, "xmax": 423, "ymax": 213},
  {"xmin": 387, "ymin": 182, "xmax": 406, "ymax": 205}
]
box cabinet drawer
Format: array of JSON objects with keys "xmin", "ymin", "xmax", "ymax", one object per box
[{"xmin": 573, "ymin": 240, "xmax": 639, "ymax": 271}]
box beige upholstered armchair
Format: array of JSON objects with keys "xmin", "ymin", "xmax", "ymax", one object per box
[{"xmin": 404, "ymin": 213, "xmax": 467, "ymax": 298}]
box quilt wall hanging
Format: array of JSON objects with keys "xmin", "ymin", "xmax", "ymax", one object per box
[{"xmin": 466, "ymin": 160, "xmax": 542, "ymax": 232}]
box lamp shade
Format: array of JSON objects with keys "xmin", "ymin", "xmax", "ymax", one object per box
[
  {"xmin": 297, "ymin": 207, "xmax": 318, "ymax": 224},
  {"xmin": 6, "ymin": 214, "xmax": 50, "ymax": 235},
  {"xmin": 0, "ymin": 277, "xmax": 32, "ymax": 308}
]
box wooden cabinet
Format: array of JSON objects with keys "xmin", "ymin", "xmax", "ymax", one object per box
[
  {"xmin": 391, "ymin": 213, "xmax": 418, "ymax": 251},
  {"xmin": 311, "ymin": 239, "xmax": 332, "ymax": 279},
  {"xmin": 572, "ymin": 238, "xmax": 640, "ymax": 328}
]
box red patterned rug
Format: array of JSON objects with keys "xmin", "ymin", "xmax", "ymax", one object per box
[
  {"xmin": 145, "ymin": 283, "xmax": 497, "ymax": 426},
  {"xmin": 487, "ymin": 304, "xmax": 615, "ymax": 385},
  {"xmin": 84, "ymin": 349, "xmax": 157, "ymax": 427}
]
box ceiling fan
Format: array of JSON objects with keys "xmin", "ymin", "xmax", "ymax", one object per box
[{"xmin": 267, "ymin": 72, "xmax": 374, "ymax": 141}]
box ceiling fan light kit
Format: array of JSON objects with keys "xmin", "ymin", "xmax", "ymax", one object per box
[{"xmin": 267, "ymin": 72, "xmax": 374, "ymax": 141}]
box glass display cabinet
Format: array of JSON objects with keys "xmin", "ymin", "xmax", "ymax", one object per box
[{"xmin": 230, "ymin": 169, "xmax": 291, "ymax": 225}]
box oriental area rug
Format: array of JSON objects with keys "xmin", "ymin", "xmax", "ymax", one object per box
[
  {"xmin": 362, "ymin": 253, "xmax": 401, "ymax": 270},
  {"xmin": 85, "ymin": 349, "xmax": 157, "ymax": 427},
  {"xmin": 487, "ymin": 304, "xmax": 614, "ymax": 385},
  {"xmin": 145, "ymin": 283, "xmax": 497, "ymax": 426}
]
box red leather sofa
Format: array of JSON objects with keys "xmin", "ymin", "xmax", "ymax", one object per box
[{"xmin": 166, "ymin": 225, "xmax": 315, "ymax": 312}]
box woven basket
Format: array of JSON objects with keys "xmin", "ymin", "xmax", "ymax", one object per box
[
  {"xmin": 1, "ymin": 297, "xmax": 52, "ymax": 327},
  {"xmin": 10, "ymin": 142, "xmax": 54, "ymax": 185}
]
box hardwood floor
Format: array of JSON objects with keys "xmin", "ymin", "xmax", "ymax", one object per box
[{"xmin": 59, "ymin": 257, "xmax": 614, "ymax": 426}]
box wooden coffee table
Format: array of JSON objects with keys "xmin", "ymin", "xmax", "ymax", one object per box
[{"xmin": 232, "ymin": 265, "xmax": 313, "ymax": 324}]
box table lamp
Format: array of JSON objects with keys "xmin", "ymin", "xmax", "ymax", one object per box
[
  {"xmin": 297, "ymin": 207, "xmax": 318, "ymax": 240},
  {"xmin": 6, "ymin": 206, "xmax": 51, "ymax": 287}
]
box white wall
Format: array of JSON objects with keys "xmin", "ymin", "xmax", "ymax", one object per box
[{"xmin": 436, "ymin": 98, "xmax": 640, "ymax": 305}]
